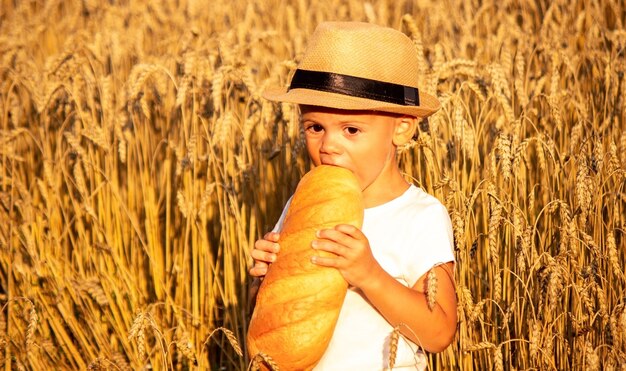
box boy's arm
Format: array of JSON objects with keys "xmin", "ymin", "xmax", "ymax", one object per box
[
  {"xmin": 360, "ymin": 261, "xmax": 457, "ymax": 352},
  {"xmin": 311, "ymin": 224, "xmax": 457, "ymax": 352},
  {"xmin": 248, "ymin": 232, "xmax": 281, "ymax": 311}
]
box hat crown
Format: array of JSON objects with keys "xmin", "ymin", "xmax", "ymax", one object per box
[
  {"xmin": 298, "ymin": 22, "xmax": 419, "ymax": 88},
  {"xmin": 262, "ymin": 21, "xmax": 441, "ymax": 118}
]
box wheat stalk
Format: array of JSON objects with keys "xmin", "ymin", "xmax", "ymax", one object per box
[
  {"xmin": 494, "ymin": 345, "xmax": 504, "ymax": 371},
  {"xmin": 74, "ymin": 278, "xmax": 109, "ymax": 307},
  {"xmin": 175, "ymin": 328, "xmax": 198, "ymax": 366},
  {"xmin": 606, "ymin": 231, "xmax": 622, "ymax": 280},
  {"xmin": 450, "ymin": 209, "xmax": 465, "ymax": 250},
  {"xmin": 25, "ymin": 300, "xmax": 37, "ymax": 352},
  {"xmin": 249, "ymin": 352, "xmax": 279, "ymax": 371},
  {"xmin": 426, "ymin": 268, "xmax": 438, "ymax": 311},
  {"xmin": 463, "ymin": 341, "xmax": 496, "ymax": 353},
  {"xmin": 529, "ymin": 320, "xmax": 541, "ymax": 360},
  {"xmin": 128, "ymin": 311, "xmax": 147, "ymax": 359},
  {"xmin": 387, "ymin": 326, "xmax": 399, "ymax": 370},
  {"xmin": 401, "ymin": 14, "xmax": 426, "ymax": 77},
  {"xmin": 585, "ymin": 340, "xmax": 600, "ymax": 371},
  {"xmin": 204, "ymin": 327, "xmax": 243, "ymax": 357},
  {"xmin": 496, "ymin": 133, "xmax": 512, "ymax": 180}
]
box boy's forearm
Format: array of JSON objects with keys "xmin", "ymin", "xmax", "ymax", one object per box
[{"xmin": 358, "ymin": 264, "xmax": 457, "ymax": 352}]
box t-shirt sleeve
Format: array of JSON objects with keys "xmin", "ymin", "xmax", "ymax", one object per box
[{"xmin": 403, "ymin": 202, "xmax": 456, "ymax": 287}]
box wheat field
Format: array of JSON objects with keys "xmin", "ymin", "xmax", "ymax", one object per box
[{"xmin": 0, "ymin": 0, "xmax": 624, "ymax": 370}]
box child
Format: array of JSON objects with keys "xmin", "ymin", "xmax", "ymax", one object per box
[{"xmin": 249, "ymin": 21, "xmax": 457, "ymax": 370}]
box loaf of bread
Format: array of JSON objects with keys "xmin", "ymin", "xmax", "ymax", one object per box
[{"xmin": 247, "ymin": 165, "xmax": 364, "ymax": 370}]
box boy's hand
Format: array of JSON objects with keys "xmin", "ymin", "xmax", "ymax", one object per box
[
  {"xmin": 311, "ymin": 224, "xmax": 381, "ymax": 288},
  {"xmin": 249, "ymin": 232, "xmax": 280, "ymax": 277}
]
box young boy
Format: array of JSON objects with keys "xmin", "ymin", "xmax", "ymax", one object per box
[{"xmin": 249, "ymin": 22, "xmax": 457, "ymax": 370}]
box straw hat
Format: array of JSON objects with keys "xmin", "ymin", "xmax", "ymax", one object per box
[{"xmin": 263, "ymin": 21, "xmax": 440, "ymax": 118}]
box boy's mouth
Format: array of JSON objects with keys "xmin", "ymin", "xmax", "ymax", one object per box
[
  {"xmin": 319, "ymin": 155, "xmax": 342, "ymax": 167},
  {"xmin": 319, "ymin": 159, "xmax": 341, "ymax": 167}
]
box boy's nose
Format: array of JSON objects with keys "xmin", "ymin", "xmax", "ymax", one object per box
[{"xmin": 320, "ymin": 133, "xmax": 341, "ymax": 154}]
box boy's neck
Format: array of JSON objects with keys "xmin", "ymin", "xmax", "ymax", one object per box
[{"xmin": 362, "ymin": 168, "xmax": 410, "ymax": 208}]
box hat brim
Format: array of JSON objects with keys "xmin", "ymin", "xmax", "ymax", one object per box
[{"xmin": 263, "ymin": 86, "xmax": 441, "ymax": 118}]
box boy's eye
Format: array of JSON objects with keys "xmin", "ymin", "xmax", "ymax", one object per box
[
  {"xmin": 306, "ymin": 123, "xmax": 324, "ymax": 133},
  {"xmin": 345, "ymin": 127, "xmax": 360, "ymax": 135}
]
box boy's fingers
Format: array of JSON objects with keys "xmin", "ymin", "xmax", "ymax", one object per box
[
  {"xmin": 311, "ymin": 255, "xmax": 338, "ymax": 268},
  {"xmin": 254, "ymin": 239, "xmax": 280, "ymax": 253},
  {"xmin": 249, "ymin": 263, "xmax": 268, "ymax": 277},
  {"xmin": 316, "ymin": 228, "xmax": 354, "ymax": 247},
  {"xmin": 264, "ymin": 232, "xmax": 280, "ymax": 242},
  {"xmin": 251, "ymin": 248, "xmax": 277, "ymax": 263},
  {"xmin": 269, "ymin": 242, "xmax": 280, "ymax": 252},
  {"xmin": 334, "ymin": 224, "xmax": 364, "ymax": 238},
  {"xmin": 312, "ymin": 239, "xmax": 348, "ymax": 258}
]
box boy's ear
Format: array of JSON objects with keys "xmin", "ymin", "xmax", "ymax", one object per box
[{"xmin": 392, "ymin": 117, "xmax": 418, "ymax": 146}]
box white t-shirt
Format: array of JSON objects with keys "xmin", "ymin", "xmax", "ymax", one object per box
[{"xmin": 272, "ymin": 184, "xmax": 455, "ymax": 370}]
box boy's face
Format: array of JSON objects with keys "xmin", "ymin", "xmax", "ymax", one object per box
[{"xmin": 300, "ymin": 106, "xmax": 409, "ymax": 195}]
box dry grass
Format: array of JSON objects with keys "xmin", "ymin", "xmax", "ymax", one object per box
[{"xmin": 0, "ymin": 0, "xmax": 624, "ymax": 369}]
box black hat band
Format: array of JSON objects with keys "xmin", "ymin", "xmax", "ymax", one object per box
[{"xmin": 288, "ymin": 69, "xmax": 420, "ymax": 106}]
